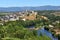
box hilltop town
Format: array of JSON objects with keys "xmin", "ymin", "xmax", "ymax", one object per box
[{"xmin": 0, "ymin": 11, "xmax": 37, "ymax": 24}]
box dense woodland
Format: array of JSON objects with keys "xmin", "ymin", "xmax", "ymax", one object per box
[{"xmin": 0, "ymin": 20, "xmax": 52, "ymax": 40}]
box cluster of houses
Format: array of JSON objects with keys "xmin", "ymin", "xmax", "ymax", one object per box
[
  {"xmin": 0, "ymin": 11, "xmax": 37, "ymax": 25},
  {"xmin": 20, "ymin": 11, "xmax": 37, "ymax": 21}
]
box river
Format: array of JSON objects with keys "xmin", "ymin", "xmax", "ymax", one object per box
[
  {"xmin": 28, "ymin": 26, "xmax": 58, "ymax": 40},
  {"xmin": 37, "ymin": 28, "xmax": 58, "ymax": 40}
]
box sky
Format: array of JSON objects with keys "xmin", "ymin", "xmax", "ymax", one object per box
[{"xmin": 0, "ymin": 0, "xmax": 60, "ymax": 7}]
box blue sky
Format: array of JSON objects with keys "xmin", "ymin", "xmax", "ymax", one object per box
[{"xmin": 0, "ymin": 0, "xmax": 60, "ymax": 7}]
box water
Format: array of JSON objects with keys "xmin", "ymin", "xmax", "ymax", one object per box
[
  {"xmin": 37, "ymin": 28, "xmax": 58, "ymax": 40},
  {"xmin": 28, "ymin": 26, "xmax": 58, "ymax": 40}
]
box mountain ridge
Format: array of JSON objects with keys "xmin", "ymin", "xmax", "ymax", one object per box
[{"xmin": 0, "ymin": 5, "xmax": 60, "ymax": 12}]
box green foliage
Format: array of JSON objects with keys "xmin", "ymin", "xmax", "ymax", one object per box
[{"xmin": 0, "ymin": 20, "xmax": 51, "ymax": 40}]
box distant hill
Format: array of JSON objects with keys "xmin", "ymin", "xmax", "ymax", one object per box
[{"xmin": 0, "ymin": 5, "xmax": 60, "ymax": 12}]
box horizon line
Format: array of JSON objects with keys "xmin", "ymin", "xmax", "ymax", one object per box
[{"xmin": 0, "ymin": 5, "xmax": 60, "ymax": 7}]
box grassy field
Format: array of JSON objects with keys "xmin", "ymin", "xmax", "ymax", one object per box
[
  {"xmin": 52, "ymin": 12, "xmax": 60, "ymax": 16},
  {"xmin": 0, "ymin": 12, "xmax": 14, "ymax": 16}
]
